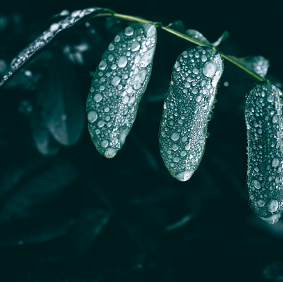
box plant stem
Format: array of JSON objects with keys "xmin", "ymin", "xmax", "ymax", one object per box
[{"xmin": 101, "ymin": 11, "xmax": 268, "ymax": 84}]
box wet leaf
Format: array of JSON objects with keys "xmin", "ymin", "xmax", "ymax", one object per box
[
  {"xmin": 0, "ymin": 7, "xmax": 105, "ymax": 87},
  {"xmin": 185, "ymin": 29, "xmax": 229, "ymax": 47},
  {"xmin": 0, "ymin": 160, "xmax": 79, "ymax": 218},
  {"xmin": 227, "ymin": 55, "xmax": 270, "ymax": 77},
  {"xmin": 245, "ymin": 82, "xmax": 283, "ymax": 224},
  {"xmin": 86, "ymin": 23, "xmax": 157, "ymax": 158},
  {"xmin": 39, "ymin": 48, "xmax": 84, "ymax": 146},
  {"xmin": 159, "ymin": 46, "xmax": 223, "ymax": 181},
  {"xmin": 186, "ymin": 29, "xmax": 211, "ymax": 46}
]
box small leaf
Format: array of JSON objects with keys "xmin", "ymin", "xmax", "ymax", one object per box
[
  {"xmin": 245, "ymin": 82, "xmax": 283, "ymax": 224},
  {"xmin": 39, "ymin": 48, "xmax": 84, "ymax": 146},
  {"xmin": 186, "ymin": 29, "xmax": 211, "ymax": 46},
  {"xmin": 212, "ymin": 30, "xmax": 229, "ymax": 47},
  {"xmin": 227, "ymin": 55, "xmax": 270, "ymax": 77},
  {"xmin": 186, "ymin": 29, "xmax": 229, "ymax": 47},
  {"xmin": 168, "ymin": 20, "xmax": 186, "ymax": 34},
  {"xmin": 86, "ymin": 23, "xmax": 157, "ymax": 158},
  {"xmin": 159, "ymin": 46, "xmax": 223, "ymax": 181},
  {"xmin": 0, "ymin": 7, "xmax": 105, "ymax": 87}
]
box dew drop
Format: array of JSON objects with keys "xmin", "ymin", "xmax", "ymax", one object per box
[
  {"xmin": 99, "ymin": 60, "xmax": 107, "ymax": 70},
  {"xmin": 87, "ymin": 111, "xmax": 98, "ymax": 123},
  {"xmin": 101, "ymin": 140, "xmax": 109, "ymax": 148},
  {"xmin": 94, "ymin": 94, "xmax": 103, "ymax": 102},
  {"xmin": 203, "ymin": 61, "xmax": 217, "ymax": 77},
  {"xmin": 268, "ymin": 200, "xmax": 279, "ymax": 213},
  {"xmin": 253, "ymin": 179, "xmax": 261, "ymax": 189},
  {"xmin": 124, "ymin": 26, "xmax": 134, "ymax": 36},
  {"xmin": 118, "ymin": 56, "xmax": 127, "ymax": 68},
  {"xmin": 131, "ymin": 41, "xmax": 140, "ymax": 51},
  {"xmin": 272, "ymin": 158, "xmax": 279, "ymax": 167},
  {"xmin": 171, "ymin": 132, "xmax": 180, "ymax": 141},
  {"xmin": 111, "ymin": 76, "xmax": 121, "ymax": 86}
]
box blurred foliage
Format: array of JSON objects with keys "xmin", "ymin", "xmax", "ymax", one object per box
[{"xmin": 0, "ymin": 7, "xmax": 283, "ymax": 282}]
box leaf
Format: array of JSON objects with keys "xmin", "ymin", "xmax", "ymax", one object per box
[
  {"xmin": 0, "ymin": 160, "xmax": 79, "ymax": 218},
  {"xmin": 29, "ymin": 93, "xmax": 60, "ymax": 155},
  {"xmin": 70, "ymin": 208, "xmax": 111, "ymax": 253},
  {"xmin": 39, "ymin": 47, "xmax": 84, "ymax": 146},
  {"xmin": 168, "ymin": 20, "xmax": 186, "ymax": 34},
  {"xmin": 263, "ymin": 261, "xmax": 283, "ymax": 281},
  {"xmin": 0, "ymin": 211, "xmax": 72, "ymax": 246},
  {"xmin": 159, "ymin": 46, "xmax": 223, "ymax": 181},
  {"xmin": 86, "ymin": 23, "xmax": 157, "ymax": 158},
  {"xmin": 186, "ymin": 29, "xmax": 211, "ymax": 46},
  {"xmin": 185, "ymin": 29, "xmax": 229, "ymax": 47},
  {"xmin": 212, "ymin": 30, "xmax": 229, "ymax": 47},
  {"xmin": 0, "ymin": 7, "xmax": 105, "ymax": 87},
  {"xmin": 245, "ymin": 82, "xmax": 283, "ymax": 224},
  {"xmin": 227, "ymin": 55, "xmax": 270, "ymax": 77},
  {"xmin": 30, "ymin": 116, "xmax": 61, "ymax": 156}
]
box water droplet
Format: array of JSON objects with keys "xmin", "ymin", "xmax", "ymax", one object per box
[
  {"xmin": 131, "ymin": 41, "xmax": 140, "ymax": 51},
  {"xmin": 97, "ymin": 120, "xmax": 105, "ymax": 128},
  {"xmin": 257, "ymin": 200, "xmax": 265, "ymax": 207},
  {"xmin": 108, "ymin": 43, "xmax": 114, "ymax": 51},
  {"xmin": 99, "ymin": 60, "xmax": 107, "ymax": 70},
  {"xmin": 140, "ymin": 48, "xmax": 155, "ymax": 68},
  {"xmin": 272, "ymin": 158, "xmax": 279, "ymax": 167},
  {"xmin": 176, "ymin": 171, "xmax": 193, "ymax": 182},
  {"xmin": 111, "ymin": 76, "xmax": 121, "ymax": 86},
  {"xmin": 114, "ymin": 35, "xmax": 120, "ymax": 42},
  {"xmin": 101, "ymin": 140, "xmax": 109, "ymax": 148},
  {"xmin": 87, "ymin": 111, "xmax": 98, "ymax": 123},
  {"xmin": 124, "ymin": 26, "xmax": 134, "ymax": 36},
  {"xmin": 171, "ymin": 132, "xmax": 180, "ymax": 141},
  {"xmin": 118, "ymin": 56, "xmax": 127, "ymax": 68},
  {"xmin": 94, "ymin": 94, "xmax": 103, "ymax": 102},
  {"xmin": 142, "ymin": 24, "xmax": 156, "ymax": 38},
  {"xmin": 254, "ymin": 180, "xmax": 261, "ymax": 189},
  {"xmin": 268, "ymin": 200, "xmax": 279, "ymax": 212},
  {"xmin": 203, "ymin": 61, "xmax": 217, "ymax": 77}
]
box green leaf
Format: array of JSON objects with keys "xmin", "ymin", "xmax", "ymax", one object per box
[
  {"xmin": 0, "ymin": 7, "xmax": 104, "ymax": 88},
  {"xmin": 212, "ymin": 30, "xmax": 229, "ymax": 47},
  {"xmin": 168, "ymin": 20, "xmax": 186, "ymax": 34},
  {"xmin": 159, "ymin": 46, "xmax": 223, "ymax": 181},
  {"xmin": 245, "ymin": 82, "xmax": 283, "ymax": 224},
  {"xmin": 86, "ymin": 23, "xmax": 157, "ymax": 158},
  {"xmin": 186, "ymin": 29, "xmax": 211, "ymax": 46},
  {"xmin": 227, "ymin": 55, "xmax": 270, "ymax": 77},
  {"xmin": 39, "ymin": 48, "xmax": 85, "ymax": 146},
  {"xmin": 185, "ymin": 29, "xmax": 229, "ymax": 47}
]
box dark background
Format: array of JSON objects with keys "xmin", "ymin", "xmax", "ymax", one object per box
[{"xmin": 0, "ymin": 0, "xmax": 283, "ymax": 281}]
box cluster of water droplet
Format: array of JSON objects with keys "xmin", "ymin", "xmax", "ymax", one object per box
[
  {"xmin": 159, "ymin": 46, "xmax": 223, "ymax": 181},
  {"xmin": 0, "ymin": 8, "xmax": 101, "ymax": 87},
  {"xmin": 245, "ymin": 82, "xmax": 283, "ymax": 224},
  {"xmin": 86, "ymin": 23, "xmax": 157, "ymax": 158},
  {"xmin": 238, "ymin": 56, "xmax": 270, "ymax": 78}
]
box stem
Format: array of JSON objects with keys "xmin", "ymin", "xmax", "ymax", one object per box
[{"xmin": 103, "ymin": 12, "xmax": 269, "ymax": 84}]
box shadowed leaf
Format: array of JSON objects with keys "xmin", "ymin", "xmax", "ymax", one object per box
[
  {"xmin": 39, "ymin": 48, "xmax": 84, "ymax": 146},
  {"xmin": 0, "ymin": 160, "xmax": 79, "ymax": 218}
]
